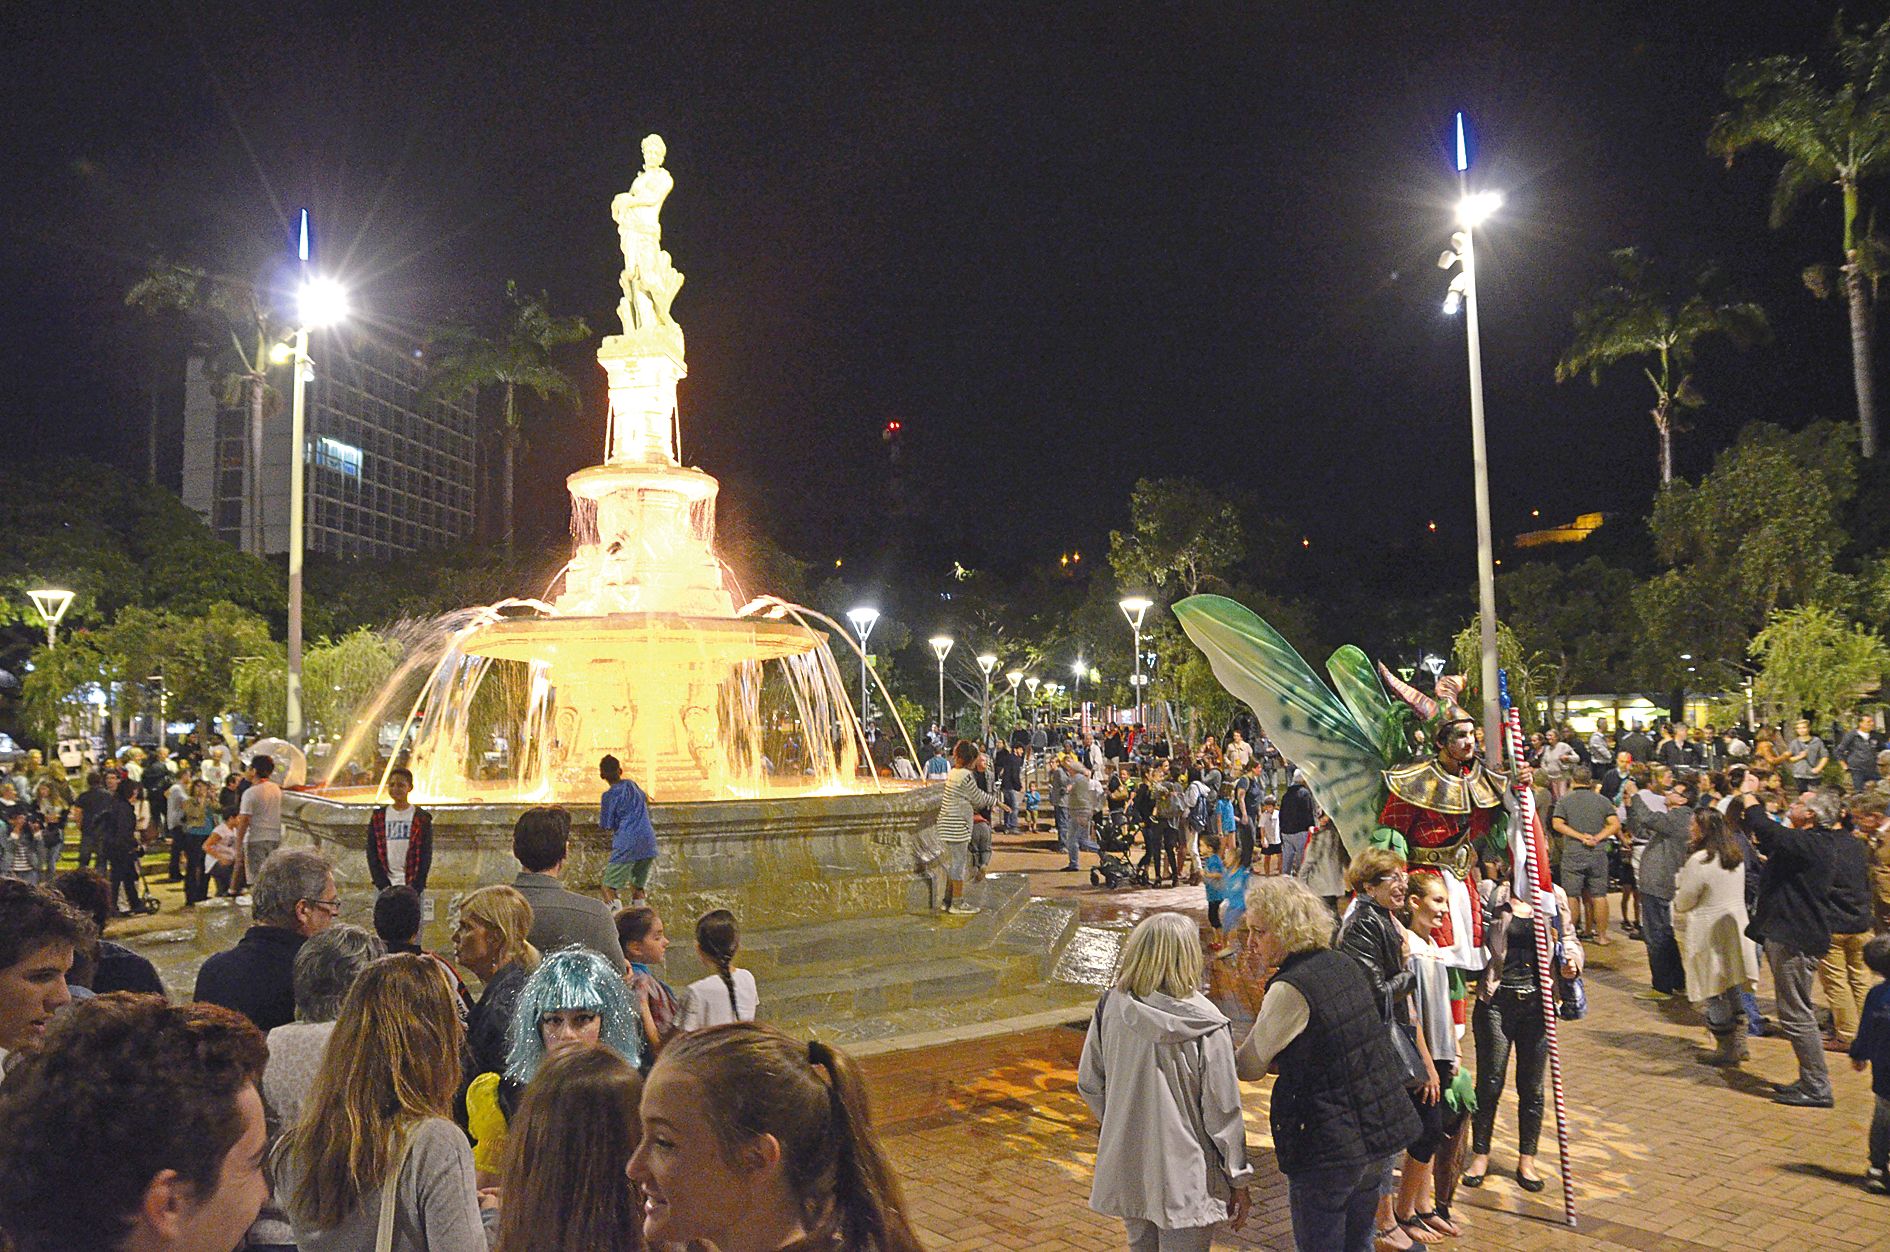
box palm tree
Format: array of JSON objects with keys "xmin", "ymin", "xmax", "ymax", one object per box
[
  {"xmin": 424, "ymin": 282, "xmax": 589, "ymax": 552},
  {"xmin": 1555, "ymin": 248, "xmax": 1768, "ymax": 485},
  {"xmin": 127, "ymin": 261, "xmax": 285, "ymax": 552},
  {"xmin": 1709, "ymin": 14, "xmax": 1890, "ymax": 458}
]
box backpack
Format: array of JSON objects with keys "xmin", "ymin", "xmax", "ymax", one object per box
[{"xmin": 1190, "ymin": 784, "xmax": 1214, "ymax": 831}]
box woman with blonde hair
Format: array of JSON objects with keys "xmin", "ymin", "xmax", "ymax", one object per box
[
  {"xmin": 1078, "ymin": 911, "xmax": 1251, "ymax": 1249},
  {"xmin": 276, "ymin": 953, "xmax": 491, "ymax": 1251},
  {"xmin": 1237, "ymin": 876, "xmax": 1421, "ymax": 1252},
  {"xmin": 629, "ymin": 1022, "xmax": 922, "ymax": 1252},
  {"xmin": 455, "ymin": 884, "xmax": 539, "ymax": 1081},
  {"xmin": 494, "ymin": 1043, "xmax": 644, "ymax": 1252}
]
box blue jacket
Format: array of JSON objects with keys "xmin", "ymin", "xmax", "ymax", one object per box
[
  {"xmin": 1851, "ymin": 980, "xmax": 1890, "ymax": 1101},
  {"xmin": 600, "ymin": 778, "xmax": 657, "ymax": 861}
]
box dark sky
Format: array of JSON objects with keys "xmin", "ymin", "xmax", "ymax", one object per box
[{"xmin": 0, "ymin": 2, "xmax": 1859, "ymax": 584}]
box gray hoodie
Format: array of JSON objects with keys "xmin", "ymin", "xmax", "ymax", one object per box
[{"xmin": 1078, "ymin": 989, "xmax": 1252, "ymax": 1230}]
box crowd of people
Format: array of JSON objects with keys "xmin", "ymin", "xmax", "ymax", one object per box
[{"xmin": 0, "ymin": 788, "xmax": 931, "ymax": 1252}]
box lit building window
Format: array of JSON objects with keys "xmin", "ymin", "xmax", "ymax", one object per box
[{"xmin": 315, "ymin": 437, "xmax": 363, "ymax": 478}]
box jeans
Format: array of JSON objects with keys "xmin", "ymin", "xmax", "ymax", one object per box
[
  {"xmin": 1818, "ymin": 931, "xmax": 1872, "ymax": 1041},
  {"xmin": 1053, "ymin": 805, "xmax": 1071, "ymax": 864},
  {"xmin": 1122, "ymin": 1217, "xmax": 1216, "ymax": 1252},
  {"xmin": 36, "ymin": 831, "xmax": 62, "ymax": 876},
  {"xmin": 1282, "ymin": 828, "xmax": 1313, "ymax": 877},
  {"xmin": 1765, "ymin": 940, "xmax": 1832, "ymax": 1099},
  {"xmin": 1871, "ymin": 1095, "xmax": 1889, "ymax": 1172},
  {"xmin": 1286, "ymin": 1158, "xmax": 1382, "ymax": 1252},
  {"xmin": 1236, "ymin": 820, "xmax": 1255, "ymax": 870},
  {"xmin": 1640, "ymin": 894, "xmax": 1686, "ymax": 994},
  {"xmin": 107, "ymin": 848, "xmax": 144, "ymax": 912},
  {"xmin": 1002, "ymin": 787, "xmax": 1022, "ymax": 831},
  {"xmin": 1472, "ymin": 988, "xmax": 1547, "ymax": 1157},
  {"xmin": 180, "ymin": 831, "xmax": 208, "ymax": 904}
]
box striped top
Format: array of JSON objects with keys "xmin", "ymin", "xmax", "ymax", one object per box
[{"xmin": 935, "ymin": 767, "xmax": 996, "ymax": 844}]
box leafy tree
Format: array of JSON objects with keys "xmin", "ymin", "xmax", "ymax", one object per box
[
  {"xmin": 1632, "ymin": 421, "xmax": 1856, "ymax": 686},
  {"xmin": 1108, "ymin": 477, "xmax": 1246, "ymax": 598},
  {"xmin": 1495, "ymin": 558, "xmax": 1640, "ymax": 703},
  {"xmin": 1710, "ymin": 14, "xmax": 1890, "ymax": 458},
  {"xmin": 424, "ymin": 282, "xmax": 590, "ymax": 552},
  {"xmin": 18, "ymin": 632, "xmax": 115, "ymax": 746},
  {"xmin": 234, "ymin": 628, "xmax": 400, "ymax": 740},
  {"xmin": 126, "ymin": 260, "xmax": 287, "ymax": 550},
  {"xmin": 1555, "ymin": 248, "xmax": 1767, "ymax": 484},
  {"xmin": 1450, "ymin": 618, "xmax": 1543, "ymax": 735},
  {"xmin": 1750, "ymin": 603, "xmax": 1890, "ymax": 722}
]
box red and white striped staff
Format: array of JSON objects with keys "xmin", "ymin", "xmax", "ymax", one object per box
[{"xmin": 1498, "ymin": 674, "xmax": 1577, "ymax": 1227}]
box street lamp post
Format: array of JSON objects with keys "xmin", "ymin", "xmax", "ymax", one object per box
[
  {"xmin": 275, "ymin": 269, "xmax": 349, "ymax": 748},
  {"xmin": 1025, "ymin": 675, "xmax": 1040, "ymax": 727},
  {"xmin": 1439, "ymin": 114, "xmax": 1505, "ymax": 763},
  {"xmin": 1119, "ymin": 596, "xmax": 1153, "ymax": 730},
  {"xmin": 845, "ymin": 606, "xmax": 879, "ymax": 729},
  {"xmin": 27, "ymin": 588, "xmax": 74, "ymax": 650},
  {"xmin": 1070, "ymin": 659, "xmax": 1087, "ymax": 734},
  {"xmin": 929, "ymin": 635, "xmax": 954, "ymax": 734},
  {"xmin": 977, "ymin": 653, "xmax": 998, "ymax": 743}
]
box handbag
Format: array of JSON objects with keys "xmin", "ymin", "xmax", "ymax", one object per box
[{"xmin": 1382, "ymin": 990, "xmax": 1428, "ymax": 1088}]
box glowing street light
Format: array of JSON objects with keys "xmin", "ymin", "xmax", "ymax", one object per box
[
  {"xmin": 929, "ymin": 635, "xmax": 954, "ymax": 731},
  {"xmin": 846, "ymin": 606, "xmax": 880, "ymax": 728},
  {"xmin": 275, "ymin": 213, "xmax": 350, "ymax": 747},
  {"xmin": 27, "ymin": 588, "xmax": 74, "ymax": 649},
  {"xmin": 1438, "ymin": 113, "xmax": 1504, "ymax": 762},
  {"xmin": 1119, "ymin": 595, "xmax": 1153, "ymax": 730}
]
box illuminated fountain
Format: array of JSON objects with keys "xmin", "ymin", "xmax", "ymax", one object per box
[{"xmin": 327, "ymin": 133, "xmax": 871, "ymax": 804}]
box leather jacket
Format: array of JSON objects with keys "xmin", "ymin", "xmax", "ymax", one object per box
[{"xmin": 1336, "ymin": 898, "xmax": 1416, "ymax": 1025}]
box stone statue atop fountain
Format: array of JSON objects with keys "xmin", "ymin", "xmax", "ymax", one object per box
[{"xmin": 612, "ymin": 134, "xmax": 685, "ymax": 341}]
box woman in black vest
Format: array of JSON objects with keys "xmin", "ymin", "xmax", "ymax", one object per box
[{"xmin": 1238, "ymin": 876, "xmax": 1421, "ymax": 1252}]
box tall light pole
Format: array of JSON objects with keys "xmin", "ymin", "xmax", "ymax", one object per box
[
  {"xmin": 929, "ymin": 635, "xmax": 954, "ymax": 734},
  {"xmin": 846, "ymin": 606, "xmax": 879, "ymax": 728},
  {"xmin": 1070, "ymin": 659, "xmax": 1087, "ymax": 734},
  {"xmin": 1025, "ymin": 675, "xmax": 1040, "ymax": 727},
  {"xmin": 27, "ymin": 588, "xmax": 74, "ymax": 650},
  {"xmin": 1119, "ymin": 596, "xmax": 1152, "ymax": 730},
  {"xmin": 274, "ymin": 250, "xmax": 349, "ymax": 748},
  {"xmin": 1440, "ymin": 112, "xmax": 1505, "ymax": 763},
  {"xmin": 977, "ymin": 653, "xmax": 998, "ymax": 742}
]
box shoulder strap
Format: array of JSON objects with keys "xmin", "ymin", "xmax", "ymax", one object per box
[{"xmin": 376, "ymin": 1127, "xmax": 417, "ymax": 1252}]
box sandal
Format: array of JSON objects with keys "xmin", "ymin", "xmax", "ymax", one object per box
[
  {"xmin": 1373, "ymin": 1227, "xmax": 1416, "ymax": 1252},
  {"xmin": 1397, "ymin": 1215, "xmax": 1444, "ymax": 1244},
  {"xmin": 1418, "ymin": 1209, "xmax": 1462, "ymax": 1238}
]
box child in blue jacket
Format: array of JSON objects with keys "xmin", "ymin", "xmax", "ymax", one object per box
[{"xmin": 1851, "ymin": 934, "xmax": 1890, "ymax": 1194}]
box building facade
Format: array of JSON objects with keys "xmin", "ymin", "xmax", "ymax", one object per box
[{"xmin": 182, "ymin": 329, "xmax": 478, "ymax": 560}]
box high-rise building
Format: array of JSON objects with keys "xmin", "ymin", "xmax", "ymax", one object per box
[{"xmin": 181, "ymin": 328, "xmax": 479, "ymax": 559}]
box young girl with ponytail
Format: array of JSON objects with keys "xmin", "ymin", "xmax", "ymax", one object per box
[
  {"xmin": 629, "ymin": 1022, "xmax": 922, "ymax": 1252},
  {"xmin": 678, "ymin": 908, "xmax": 758, "ymax": 1030}
]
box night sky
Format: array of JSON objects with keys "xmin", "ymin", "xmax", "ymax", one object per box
[{"xmin": 0, "ymin": 2, "xmax": 1860, "ymax": 586}]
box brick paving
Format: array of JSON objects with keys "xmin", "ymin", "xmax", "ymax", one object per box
[{"xmin": 863, "ymin": 832, "xmax": 1889, "ymax": 1250}]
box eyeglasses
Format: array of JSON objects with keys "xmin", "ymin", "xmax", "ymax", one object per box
[{"xmin": 301, "ymin": 897, "xmax": 342, "ymax": 915}]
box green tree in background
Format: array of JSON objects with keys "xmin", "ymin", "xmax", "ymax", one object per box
[
  {"xmin": 1555, "ymin": 247, "xmax": 1767, "ymax": 485},
  {"xmin": 1750, "ymin": 603, "xmax": 1890, "ymax": 722},
  {"xmin": 1711, "ymin": 14, "xmax": 1890, "ymax": 458},
  {"xmin": 425, "ymin": 282, "xmax": 590, "ymax": 553},
  {"xmin": 1108, "ymin": 477, "xmax": 1247, "ymax": 598}
]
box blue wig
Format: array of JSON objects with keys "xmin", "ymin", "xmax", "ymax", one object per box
[{"xmin": 504, "ymin": 946, "xmax": 643, "ymax": 1080}]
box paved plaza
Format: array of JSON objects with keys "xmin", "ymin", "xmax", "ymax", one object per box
[{"xmin": 858, "ymin": 828, "xmax": 1888, "ymax": 1251}]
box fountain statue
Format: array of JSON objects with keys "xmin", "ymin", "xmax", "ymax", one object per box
[{"xmin": 322, "ymin": 135, "xmax": 873, "ymax": 805}]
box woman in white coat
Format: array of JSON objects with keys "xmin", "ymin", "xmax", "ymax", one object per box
[
  {"xmin": 1079, "ymin": 912, "xmax": 1252, "ymax": 1251},
  {"xmin": 1671, "ymin": 807, "xmax": 1761, "ymax": 1067}
]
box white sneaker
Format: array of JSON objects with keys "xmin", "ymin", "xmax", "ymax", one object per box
[
  {"xmin": 948, "ymin": 903, "xmax": 980, "ymax": 915},
  {"xmin": 232, "ymin": 894, "xmax": 252, "ymax": 906}
]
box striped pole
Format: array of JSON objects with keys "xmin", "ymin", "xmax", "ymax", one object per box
[{"xmin": 1498, "ymin": 671, "xmax": 1577, "ymax": 1227}]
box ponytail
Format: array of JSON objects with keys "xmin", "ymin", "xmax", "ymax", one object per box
[
  {"xmin": 806, "ymin": 1040, "xmax": 924, "ymax": 1252},
  {"xmin": 695, "ymin": 908, "xmax": 742, "ymax": 1020}
]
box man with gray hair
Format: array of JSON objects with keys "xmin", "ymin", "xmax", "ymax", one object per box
[
  {"xmin": 247, "ymin": 923, "xmax": 383, "ymax": 1251},
  {"xmin": 1735, "ymin": 777, "xmax": 1839, "ymax": 1107},
  {"xmin": 194, "ymin": 847, "xmax": 338, "ymax": 1032}
]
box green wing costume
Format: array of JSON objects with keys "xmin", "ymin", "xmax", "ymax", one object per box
[{"xmin": 1172, "ymin": 595, "xmax": 1395, "ymax": 856}]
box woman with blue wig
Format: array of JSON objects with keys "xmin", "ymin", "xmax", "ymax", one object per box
[{"xmin": 466, "ymin": 945, "xmax": 644, "ymax": 1181}]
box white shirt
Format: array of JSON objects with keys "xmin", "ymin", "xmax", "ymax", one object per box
[
  {"xmin": 201, "ymin": 756, "xmax": 229, "ymax": 788},
  {"xmin": 678, "ymin": 968, "xmax": 759, "ymax": 1030},
  {"xmin": 383, "ymin": 804, "xmax": 415, "ymax": 885},
  {"xmin": 239, "ymin": 778, "xmax": 284, "ymax": 844}
]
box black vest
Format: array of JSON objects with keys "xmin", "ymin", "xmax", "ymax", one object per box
[{"xmin": 1268, "ymin": 949, "xmax": 1423, "ymax": 1174}]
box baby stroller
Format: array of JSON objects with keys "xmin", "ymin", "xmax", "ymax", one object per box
[{"xmin": 1089, "ymin": 811, "xmax": 1145, "ymax": 889}]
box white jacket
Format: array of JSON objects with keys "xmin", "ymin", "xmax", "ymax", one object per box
[
  {"xmin": 1671, "ymin": 850, "xmax": 1761, "ymax": 1001},
  {"xmin": 1077, "ymin": 989, "xmax": 1252, "ymax": 1229}
]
